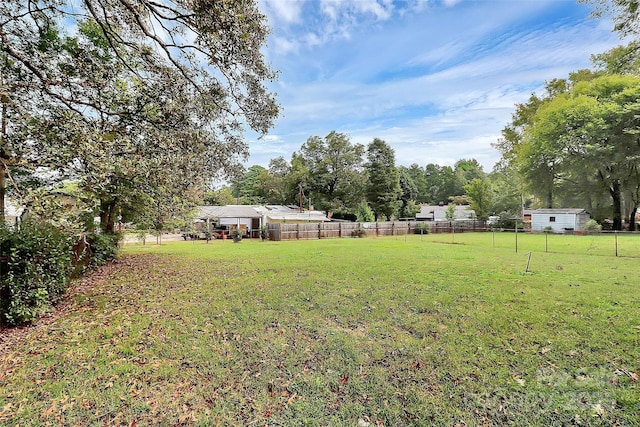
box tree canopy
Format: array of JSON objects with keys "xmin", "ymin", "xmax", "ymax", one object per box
[
  {"xmin": 496, "ymin": 72, "xmax": 640, "ymax": 230},
  {"xmin": 1, "ymin": 0, "xmax": 279, "ymax": 230},
  {"xmin": 296, "ymin": 131, "xmax": 365, "ymax": 213}
]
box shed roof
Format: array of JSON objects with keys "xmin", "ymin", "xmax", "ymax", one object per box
[{"xmin": 531, "ymin": 209, "xmax": 588, "ymax": 215}]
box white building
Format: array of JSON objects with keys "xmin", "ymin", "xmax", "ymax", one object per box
[{"xmin": 530, "ymin": 209, "xmax": 590, "ymax": 233}]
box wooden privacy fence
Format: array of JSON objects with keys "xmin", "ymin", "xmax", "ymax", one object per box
[{"xmin": 266, "ymin": 220, "xmax": 486, "ymax": 241}]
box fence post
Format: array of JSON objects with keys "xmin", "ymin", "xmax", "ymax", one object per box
[
  {"xmin": 318, "ymin": 222, "xmax": 322, "ymax": 239},
  {"xmin": 615, "ymin": 231, "xmax": 618, "ymax": 257},
  {"xmin": 296, "ymin": 224, "xmax": 300, "ymax": 240},
  {"xmin": 376, "ymin": 222, "xmax": 379, "ymax": 237},
  {"xmin": 339, "ymin": 222, "xmax": 342, "ymax": 238}
]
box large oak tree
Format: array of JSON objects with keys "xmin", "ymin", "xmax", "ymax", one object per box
[{"xmin": 0, "ymin": 0, "xmax": 278, "ymax": 230}]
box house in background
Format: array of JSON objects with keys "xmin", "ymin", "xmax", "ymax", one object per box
[
  {"xmin": 416, "ymin": 204, "xmax": 475, "ymax": 221},
  {"xmin": 196, "ymin": 205, "xmax": 263, "ymax": 237},
  {"xmin": 192, "ymin": 205, "xmax": 329, "ymax": 238},
  {"xmin": 530, "ymin": 208, "xmax": 590, "ymax": 233},
  {"xmin": 254, "ymin": 205, "xmax": 330, "ymax": 224}
]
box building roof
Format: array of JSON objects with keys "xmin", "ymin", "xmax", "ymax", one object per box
[
  {"xmin": 197, "ymin": 205, "xmax": 262, "ymax": 219},
  {"xmin": 531, "ymin": 209, "xmax": 589, "ymax": 215},
  {"xmin": 196, "ymin": 205, "xmax": 329, "ymax": 222}
]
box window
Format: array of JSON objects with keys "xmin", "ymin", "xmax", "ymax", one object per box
[{"xmin": 549, "ymin": 216, "xmax": 556, "ymax": 222}]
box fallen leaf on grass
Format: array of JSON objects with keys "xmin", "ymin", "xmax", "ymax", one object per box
[
  {"xmin": 0, "ymin": 402, "xmax": 13, "ymax": 420},
  {"xmin": 539, "ymin": 347, "xmax": 551, "ymax": 355}
]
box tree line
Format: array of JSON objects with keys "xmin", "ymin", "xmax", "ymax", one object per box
[{"xmin": 206, "ymin": 132, "xmax": 500, "ymax": 222}]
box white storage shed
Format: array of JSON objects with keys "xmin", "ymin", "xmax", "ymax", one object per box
[{"xmin": 530, "ymin": 209, "xmax": 590, "ymax": 233}]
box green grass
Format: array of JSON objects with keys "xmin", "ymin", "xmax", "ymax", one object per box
[{"xmin": 1, "ymin": 234, "xmax": 639, "ymax": 426}]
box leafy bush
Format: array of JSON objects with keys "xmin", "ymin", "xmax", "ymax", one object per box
[
  {"xmin": 87, "ymin": 232, "xmax": 120, "ymax": 268},
  {"xmin": 0, "ymin": 221, "xmax": 73, "ymax": 326},
  {"xmin": 415, "ymin": 222, "xmax": 430, "ymax": 234},
  {"xmin": 543, "ymin": 226, "xmax": 553, "ymax": 232},
  {"xmin": 231, "ymin": 228, "xmax": 242, "ymax": 243},
  {"xmin": 259, "ymin": 225, "xmax": 269, "ymax": 241},
  {"xmin": 355, "ymin": 202, "xmax": 374, "ymax": 223},
  {"xmin": 351, "ymin": 228, "xmax": 367, "ymax": 238},
  {"xmin": 582, "ymin": 219, "xmax": 602, "ymax": 233}
]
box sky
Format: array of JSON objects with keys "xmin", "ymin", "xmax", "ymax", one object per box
[{"xmin": 244, "ymin": 0, "xmax": 623, "ymax": 172}]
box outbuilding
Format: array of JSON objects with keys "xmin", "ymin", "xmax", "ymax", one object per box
[{"xmin": 530, "ymin": 208, "xmax": 590, "ymax": 233}]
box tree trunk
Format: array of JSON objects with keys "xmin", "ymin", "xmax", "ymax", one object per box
[
  {"xmin": 0, "ymin": 161, "xmax": 5, "ymax": 224},
  {"xmin": 629, "ymin": 205, "xmax": 637, "ymax": 231},
  {"xmin": 0, "ymin": 95, "xmax": 6, "ymax": 224},
  {"xmin": 546, "ymin": 187, "xmax": 553, "ymax": 209},
  {"xmin": 610, "ymin": 179, "xmax": 623, "ymax": 230},
  {"xmin": 99, "ymin": 199, "xmax": 117, "ymax": 234}
]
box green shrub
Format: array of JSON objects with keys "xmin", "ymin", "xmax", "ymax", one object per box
[
  {"xmin": 87, "ymin": 232, "xmax": 120, "ymax": 268},
  {"xmin": 355, "ymin": 202, "xmax": 374, "ymax": 222},
  {"xmin": 0, "ymin": 221, "xmax": 73, "ymax": 326},
  {"xmin": 415, "ymin": 222, "xmax": 430, "ymax": 234},
  {"xmin": 231, "ymin": 228, "xmax": 242, "ymax": 243},
  {"xmin": 582, "ymin": 219, "xmax": 602, "ymax": 233},
  {"xmin": 351, "ymin": 228, "xmax": 367, "ymax": 238},
  {"xmin": 543, "ymin": 226, "xmax": 553, "ymax": 232},
  {"xmin": 259, "ymin": 225, "xmax": 269, "ymax": 241}
]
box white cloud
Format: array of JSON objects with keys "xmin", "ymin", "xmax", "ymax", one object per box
[
  {"xmin": 248, "ymin": 0, "xmax": 622, "ymax": 171},
  {"xmin": 320, "ymin": 0, "xmax": 393, "ymax": 21},
  {"xmin": 260, "ymin": 0, "xmax": 303, "ymax": 24},
  {"xmin": 272, "ymin": 36, "xmax": 300, "ymax": 55}
]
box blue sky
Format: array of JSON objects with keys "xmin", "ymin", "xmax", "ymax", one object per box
[{"xmin": 248, "ymin": 0, "xmax": 622, "ymax": 172}]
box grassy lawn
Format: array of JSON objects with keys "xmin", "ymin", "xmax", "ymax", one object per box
[{"xmin": 1, "ymin": 234, "xmax": 639, "ymax": 425}]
